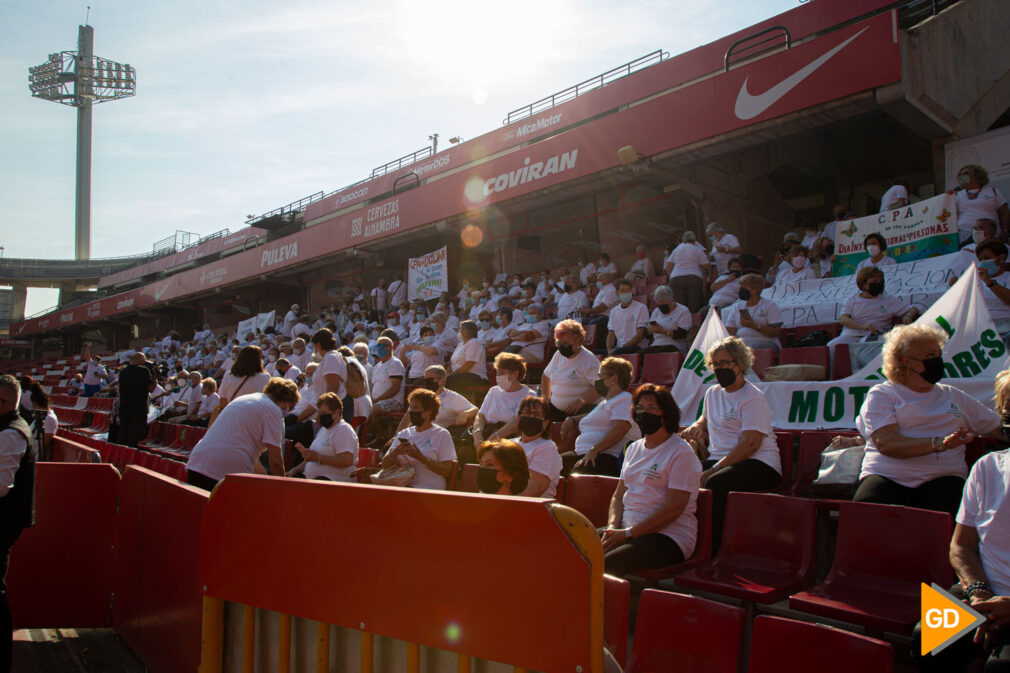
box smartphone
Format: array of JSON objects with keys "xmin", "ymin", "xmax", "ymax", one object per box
[{"xmin": 739, "ymin": 308, "xmax": 751, "ymax": 321}]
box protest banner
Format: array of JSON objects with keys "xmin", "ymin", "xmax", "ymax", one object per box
[
  {"xmin": 763, "ymin": 250, "xmax": 974, "ymax": 328},
  {"xmin": 830, "ymin": 192, "xmax": 958, "ymax": 276},
  {"xmin": 255, "ymin": 310, "xmax": 276, "ymax": 332},
  {"xmin": 408, "ymin": 246, "xmax": 448, "ymax": 301},
  {"xmin": 235, "ymin": 317, "xmax": 257, "ymax": 339}
]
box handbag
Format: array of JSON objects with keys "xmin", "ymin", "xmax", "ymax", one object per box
[
  {"xmin": 369, "ymin": 463, "xmax": 416, "ymax": 487},
  {"xmin": 811, "ymin": 437, "xmax": 865, "ymax": 498},
  {"xmin": 208, "ymin": 375, "xmax": 251, "ymax": 428}
]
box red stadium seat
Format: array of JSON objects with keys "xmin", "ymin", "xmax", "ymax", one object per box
[
  {"xmin": 626, "ymin": 489, "xmax": 713, "ymax": 584},
  {"xmin": 789, "ymin": 502, "xmax": 954, "ymax": 633},
  {"xmin": 787, "ymin": 323, "xmax": 841, "ymax": 344},
  {"xmin": 640, "ymin": 351, "xmax": 682, "ymax": 386},
  {"xmin": 832, "ymin": 342, "xmax": 853, "ymax": 380},
  {"xmin": 612, "ymin": 353, "xmax": 641, "ymax": 383},
  {"xmin": 750, "ymin": 349, "xmax": 775, "ymax": 379},
  {"xmin": 779, "ymin": 346, "xmax": 830, "ymax": 374},
  {"xmin": 626, "ymin": 590, "xmax": 744, "ymax": 673},
  {"xmin": 356, "ymin": 447, "xmax": 379, "ymax": 469},
  {"xmin": 550, "ymin": 422, "xmax": 577, "ymax": 455},
  {"xmin": 603, "ymin": 575, "xmax": 630, "ymax": 667},
  {"xmin": 747, "ymin": 616, "xmax": 893, "ymax": 673},
  {"xmin": 167, "ymin": 459, "xmax": 188, "ymax": 481},
  {"xmin": 134, "ymin": 451, "xmax": 158, "ymax": 470},
  {"xmin": 137, "ymin": 421, "xmax": 167, "ymax": 449},
  {"xmin": 773, "ymin": 430, "xmax": 795, "ymax": 492},
  {"xmin": 105, "ymin": 443, "xmax": 124, "ymax": 469},
  {"xmin": 554, "ymin": 476, "xmax": 566, "ymax": 504},
  {"xmin": 459, "ymin": 463, "xmax": 479, "ymax": 493},
  {"xmin": 564, "ymin": 475, "xmax": 619, "ymax": 528},
  {"xmin": 675, "ymin": 493, "xmax": 816, "ymax": 603}
]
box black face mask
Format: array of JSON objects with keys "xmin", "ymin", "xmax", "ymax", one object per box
[
  {"xmin": 518, "ymin": 415, "xmax": 544, "ymax": 437},
  {"xmin": 714, "ymin": 367, "xmax": 737, "ymax": 388},
  {"xmin": 563, "ymin": 284, "xmax": 573, "ymax": 293},
  {"xmin": 409, "ymin": 410, "xmax": 425, "ymax": 427},
  {"xmin": 594, "ymin": 378, "xmax": 609, "ymax": 397},
  {"xmin": 419, "ymin": 378, "xmax": 440, "ymax": 392},
  {"xmin": 318, "ymin": 413, "xmax": 334, "ymax": 428},
  {"xmin": 824, "ymin": 243, "xmax": 835, "ymax": 255},
  {"xmin": 738, "ymin": 288, "xmax": 751, "ymax": 301},
  {"xmin": 657, "ymin": 304, "xmax": 671, "ymax": 314},
  {"xmin": 557, "ymin": 343, "xmax": 576, "ymax": 358},
  {"xmin": 634, "ymin": 411, "xmax": 664, "ymax": 436},
  {"xmin": 866, "ymin": 281, "xmax": 885, "ymax": 297},
  {"xmin": 917, "ymin": 356, "xmax": 945, "ymax": 385},
  {"xmin": 729, "ymin": 269, "xmax": 742, "ymax": 277},
  {"xmin": 477, "ymin": 467, "xmax": 502, "ymax": 494}
]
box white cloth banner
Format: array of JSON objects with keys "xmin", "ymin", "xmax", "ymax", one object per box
[
  {"xmin": 759, "ymin": 263, "xmax": 1009, "ymax": 429},
  {"xmin": 761, "ymin": 250, "xmax": 975, "ymax": 328},
  {"xmin": 256, "ymin": 310, "xmax": 276, "ymax": 332},
  {"xmin": 408, "ymin": 246, "xmax": 448, "ymax": 301},
  {"xmin": 236, "ymin": 317, "xmax": 257, "ymax": 339}
]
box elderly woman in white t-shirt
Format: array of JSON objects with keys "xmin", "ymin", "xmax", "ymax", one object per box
[
  {"xmin": 854, "ymin": 324, "xmax": 1003, "ymax": 515},
  {"xmin": 774, "ymin": 245, "xmax": 816, "ymax": 285},
  {"xmin": 952, "ymin": 164, "xmax": 1009, "ymax": 244},
  {"xmin": 855, "ymin": 233, "xmax": 896, "ymax": 274},
  {"xmin": 643, "ymin": 285, "xmax": 692, "ymax": 354},
  {"xmin": 560, "ymin": 357, "xmax": 640, "ymax": 478},
  {"xmin": 287, "ymin": 392, "xmax": 357, "ymax": 481},
  {"xmin": 723, "ymin": 274, "xmax": 784, "ymax": 353},
  {"xmin": 472, "ymin": 353, "xmax": 534, "ymax": 447},
  {"xmin": 708, "ymin": 257, "xmax": 744, "ymax": 309},
  {"xmin": 445, "ymin": 320, "xmax": 488, "ymax": 392},
  {"xmin": 680, "ymin": 337, "xmax": 782, "ymax": 552},
  {"xmin": 665, "ymin": 230, "xmax": 711, "ymax": 313},
  {"xmin": 382, "ymin": 388, "xmax": 457, "ymax": 490},
  {"xmin": 602, "ymin": 384, "xmax": 701, "ymax": 577},
  {"xmin": 512, "ymin": 396, "xmax": 563, "ymax": 498},
  {"xmin": 504, "ymin": 304, "xmax": 550, "ymax": 363}
]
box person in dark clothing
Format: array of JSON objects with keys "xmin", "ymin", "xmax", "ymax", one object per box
[
  {"xmin": 114, "ymin": 353, "xmax": 155, "ymax": 447},
  {"xmin": 0, "ymin": 374, "xmax": 37, "ymax": 673}
]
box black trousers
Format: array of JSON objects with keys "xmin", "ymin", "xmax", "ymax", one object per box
[
  {"xmin": 914, "ymin": 584, "xmax": 1010, "ymax": 673},
  {"xmin": 0, "ymin": 528, "xmax": 22, "ymax": 673},
  {"xmin": 284, "ymin": 417, "xmax": 315, "ymax": 448},
  {"xmin": 702, "ymin": 458, "xmax": 781, "ymax": 553},
  {"xmin": 547, "ymin": 401, "xmax": 596, "ymax": 423},
  {"xmin": 445, "ymin": 372, "xmax": 486, "ymax": 394},
  {"xmin": 186, "ymin": 470, "xmax": 218, "ymax": 492},
  {"xmin": 853, "ymin": 474, "xmax": 965, "ymax": 516},
  {"xmin": 562, "ymin": 451, "xmax": 621, "ymax": 477},
  {"xmin": 117, "ymin": 414, "xmax": 149, "ymax": 448},
  {"xmin": 597, "ymin": 527, "xmax": 684, "ymax": 577}
]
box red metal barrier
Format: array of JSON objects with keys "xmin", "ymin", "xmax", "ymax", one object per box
[
  {"xmin": 50, "ymin": 435, "xmax": 101, "ymax": 463},
  {"xmin": 114, "ymin": 466, "xmax": 208, "ymax": 673},
  {"xmin": 8, "ymin": 463, "xmax": 121, "ymax": 627}
]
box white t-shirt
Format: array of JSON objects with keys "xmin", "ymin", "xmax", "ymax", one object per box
[
  {"xmin": 387, "ymin": 279, "xmax": 407, "ymax": 307},
  {"xmin": 556, "ymin": 291, "xmax": 589, "ymax": 320},
  {"xmin": 838, "ymin": 293, "xmax": 909, "ymax": 338},
  {"xmin": 620, "ymin": 435, "xmax": 702, "ymax": 556},
  {"xmin": 292, "ymin": 385, "xmax": 318, "ymax": 417},
  {"xmin": 667, "ymin": 243, "xmax": 709, "ymax": 279},
  {"xmin": 83, "ymin": 362, "xmax": 107, "ymax": 385},
  {"xmin": 450, "ymin": 339, "xmax": 488, "ymax": 380},
  {"xmin": 956, "ymin": 186, "xmax": 1007, "ymax": 240},
  {"xmin": 185, "ymin": 393, "xmax": 285, "ymax": 481},
  {"xmin": 801, "ymin": 233, "xmax": 820, "ymax": 250},
  {"xmin": 543, "ymin": 347, "xmax": 600, "ymax": 410},
  {"xmin": 517, "ymin": 320, "xmax": 550, "ymax": 362},
  {"xmin": 575, "ymin": 391, "xmax": 640, "ymax": 457},
  {"xmin": 390, "ymin": 424, "xmax": 457, "ymax": 490},
  {"xmin": 649, "ymin": 304, "xmax": 692, "ymax": 348},
  {"xmin": 198, "ymin": 392, "xmax": 220, "ymax": 417},
  {"xmin": 435, "ymin": 388, "xmax": 475, "ymax": 427},
  {"xmin": 406, "ymin": 348, "xmax": 441, "ymax": 379},
  {"xmin": 858, "ymin": 381, "xmax": 1000, "ymax": 487},
  {"xmin": 433, "ymin": 328, "xmax": 459, "ymax": 358},
  {"xmin": 304, "ymin": 420, "xmax": 357, "ymax": 482},
  {"xmin": 371, "ymin": 287, "xmax": 388, "ymax": 312},
  {"xmin": 702, "ymin": 382, "xmax": 782, "ymax": 473},
  {"xmin": 709, "ymin": 274, "xmax": 741, "ymax": 308},
  {"xmin": 517, "ymin": 436, "xmax": 563, "ymax": 498},
  {"xmin": 855, "ymin": 255, "xmax": 897, "ymax": 274},
  {"xmin": 592, "ymin": 284, "xmax": 620, "ymax": 317},
  {"xmin": 597, "ymin": 262, "xmax": 617, "ymax": 276},
  {"xmin": 880, "ymin": 184, "xmax": 909, "ymax": 212},
  {"xmin": 479, "ymin": 385, "xmax": 535, "ymax": 425},
  {"xmin": 774, "ymin": 266, "xmax": 816, "ymax": 285},
  {"xmin": 579, "ymin": 262, "xmax": 597, "ymax": 286},
  {"xmin": 220, "ymin": 371, "xmax": 271, "ymax": 402},
  {"xmin": 710, "ymin": 234, "xmax": 741, "ymax": 274},
  {"xmin": 982, "ymin": 272, "xmax": 1010, "ymax": 322},
  {"xmin": 608, "ymin": 300, "xmax": 649, "ymax": 347},
  {"xmin": 723, "ymin": 298, "xmax": 783, "ymax": 348},
  {"xmin": 371, "ymin": 356, "xmax": 405, "ymax": 404},
  {"xmin": 956, "ymin": 449, "xmax": 1010, "ymax": 595},
  {"xmin": 314, "ymin": 350, "xmax": 348, "ymax": 400},
  {"xmin": 35, "ymin": 409, "xmax": 58, "ymax": 437}
]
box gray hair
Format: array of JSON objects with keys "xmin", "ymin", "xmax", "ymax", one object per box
[
  {"xmin": 424, "ymin": 365, "xmax": 447, "ymax": 379},
  {"xmin": 528, "ymin": 303, "xmax": 544, "ymax": 316},
  {"xmin": 653, "ymin": 285, "xmax": 674, "ymax": 303},
  {"xmin": 705, "ymin": 222, "xmax": 724, "ymax": 234},
  {"xmin": 682, "ymin": 230, "xmax": 697, "ymax": 243},
  {"xmin": 430, "ymin": 311, "xmax": 447, "ymax": 325}
]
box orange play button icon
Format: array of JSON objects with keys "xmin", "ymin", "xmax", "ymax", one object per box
[{"xmin": 921, "ymin": 583, "xmax": 986, "ymax": 655}]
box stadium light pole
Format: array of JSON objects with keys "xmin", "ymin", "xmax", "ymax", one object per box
[{"xmin": 27, "ymin": 25, "xmax": 136, "ymax": 261}]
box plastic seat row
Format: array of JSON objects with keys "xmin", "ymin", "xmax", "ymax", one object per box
[{"xmin": 137, "ymin": 422, "xmax": 208, "ymax": 457}]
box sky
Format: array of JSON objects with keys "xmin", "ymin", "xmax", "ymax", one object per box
[{"xmin": 0, "ymin": 0, "xmax": 797, "ymax": 315}]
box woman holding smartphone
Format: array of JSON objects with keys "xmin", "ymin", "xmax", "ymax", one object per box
[{"xmin": 722, "ymin": 274, "xmax": 783, "ymax": 353}]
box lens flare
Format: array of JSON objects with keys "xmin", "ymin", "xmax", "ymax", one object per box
[
  {"xmin": 445, "ymin": 622, "xmax": 462, "ymax": 643},
  {"xmin": 460, "ymin": 224, "xmax": 483, "ymax": 249},
  {"xmin": 464, "ymin": 177, "xmax": 486, "ymax": 206}
]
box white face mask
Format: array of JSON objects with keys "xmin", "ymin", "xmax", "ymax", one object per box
[
  {"xmin": 496, "ymin": 374, "xmax": 510, "ymax": 388},
  {"xmin": 792, "ymin": 256, "xmax": 806, "ymax": 269},
  {"xmin": 973, "ymin": 229, "xmax": 986, "ymax": 244},
  {"xmin": 867, "ymin": 245, "xmax": 881, "ymax": 257}
]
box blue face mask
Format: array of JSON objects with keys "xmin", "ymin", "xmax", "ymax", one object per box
[
  {"xmin": 422, "ymin": 335, "xmax": 435, "ymax": 346},
  {"xmin": 525, "ymin": 313, "xmax": 536, "ymax": 324},
  {"xmin": 618, "ymin": 293, "xmax": 633, "ymax": 304},
  {"xmin": 478, "ymin": 320, "xmax": 490, "ymax": 330},
  {"xmin": 980, "ymin": 259, "xmax": 1000, "ymax": 275},
  {"xmin": 595, "ymin": 281, "xmax": 603, "ymax": 289},
  {"xmin": 375, "ymin": 345, "xmax": 390, "ymax": 358}
]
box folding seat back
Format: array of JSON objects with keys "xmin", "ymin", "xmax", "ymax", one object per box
[
  {"xmin": 134, "ymin": 451, "xmax": 157, "ymax": 470},
  {"xmin": 564, "ymin": 475, "xmax": 619, "ymax": 528},
  {"xmin": 459, "ymin": 463, "xmax": 479, "ymax": 493},
  {"xmin": 613, "ymin": 353, "xmax": 641, "ymax": 383},
  {"xmin": 640, "ymin": 351, "xmax": 682, "ymax": 386},
  {"xmin": 550, "ymin": 422, "xmax": 577, "ymax": 455},
  {"xmin": 170, "ymin": 425, "xmax": 190, "ymax": 451},
  {"xmin": 750, "ymin": 349, "xmax": 775, "ymax": 379},
  {"xmin": 626, "ymin": 590, "xmax": 744, "ymax": 673},
  {"xmin": 747, "ymin": 616, "xmax": 893, "ymax": 673},
  {"xmin": 832, "ymin": 343, "xmax": 853, "ymax": 380},
  {"xmin": 773, "ymin": 431, "xmax": 795, "ymax": 492},
  {"xmin": 604, "ymin": 575, "xmax": 630, "ymax": 667},
  {"xmin": 356, "ymin": 447, "xmax": 379, "ymax": 468},
  {"xmin": 185, "ymin": 426, "xmax": 207, "ymax": 449},
  {"xmin": 719, "ymin": 493, "xmax": 816, "ymax": 579},
  {"xmin": 554, "ymin": 476, "xmax": 567, "ymax": 504},
  {"xmin": 168, "ymin": 460, "xmax": 188, "ymax": 481},
  {"xmin": 779, "ymin": 346, "xmax": 830, "ymax": 372}
]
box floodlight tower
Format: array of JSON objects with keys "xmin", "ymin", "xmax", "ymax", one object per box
[{"xmin": 27, "ymin": 25, "xmax": 136, "ymax": 260}]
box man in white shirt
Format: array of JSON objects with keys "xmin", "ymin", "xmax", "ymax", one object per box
[
  {"xmin": 387, "ymin": 273, "xmax": 407, "ymax": 307},
  {"xmin": 283, "ymin": 304, "xmax": 300, "ymax": 333},
  {"xmin": 556, "ymin": 275, "xmax": 589, "ymax": 321},
  {"xmin": 385, "ymin": 312, "xmax": 408, "ymax": 340},
  {"xmin": 584, "ymin": 271, "xmax": 620, "ymax": 327},
  {"xmin": 365, "ymin": 336, "xmax": 405, "ymax": 444},
  {"xmin": 289, "ymin": 338, "xmax": 312, "ymax": 371},
  {"xmin": 578, "ymin": 254, "xmax": 597, "ymax": 286},
  {"xmin": 879, "ymin": 179, "xmax": 909, "ymax": 213},
  {"xmin": 505, "ymin": 303, "xmax": 550, "ymax": 363},
  {"xmin": 371, "ymin": 279, "xmax": 389, "ymax": 314},
  {"xmin": 705, "ymin": 222, "xmax": 743, "ymax": 275},
  {"xmin": 166, "ymin": 371, "xmax": 205, "ymax": 424},
  {"xmin": 275, "ymin": 358, "xmax": 302, "ymax": 382},
  {"xmin": 596, "ymin": 253, "xmax": 617, "ymax": 277},
  {"xmin": 606, "ymin": 280, "xmax": 649, "ymax": 354}
]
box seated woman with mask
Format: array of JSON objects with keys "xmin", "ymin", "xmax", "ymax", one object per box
[
  {"xmin": 513, "ymin": 396, "xmax": 563, "ymax": 498},
  {"xmin": 287, "ymin": 393, "xmax": 357, "ymax": 481},
  {"xmin": 476, "ymin": 440, "xmax": 531, "ymax": 495},
  {"xmin": 382, "ymin": 388, "xmax": 457, "ymax": 490}
]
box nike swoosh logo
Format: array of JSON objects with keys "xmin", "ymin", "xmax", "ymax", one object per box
[
  {"xmin": 734, "ymin": 26, "xmax": 869, "ymax": 121},
  {"xmin": 154, "ymin": 282, "xmax": 170, "ymax": 301}
]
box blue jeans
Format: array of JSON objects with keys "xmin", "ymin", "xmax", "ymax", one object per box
[{"xmin": 83, "ymin": 383, "xmax": 101, "ymax": 397}]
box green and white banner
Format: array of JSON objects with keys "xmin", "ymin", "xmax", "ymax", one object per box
[
  {"xmin": 672, "ymin": 263, "xmax": 1007, "ymax": 430},
  {"xmin": 830, "ymin": 192, "xmax": 959, "ymax": 276},
  {"xmin": 762, "ymin": 250, "xmax": 975, "ymax": 327}
]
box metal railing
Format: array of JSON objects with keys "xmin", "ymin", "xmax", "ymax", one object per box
[
  {"xmin": 245, "ymin": 191, "xmax": 324, "ymax": 225},
  {"xmin": 370, "ymin": 146, "xmax": 433, "ymax": 179},
  {"xmin": 503, "ymin": 49, "xmax": 668, "ymax": 125},
  {"xmin": 725, "ymin": 25, "xmax": 791, "ymax": 71}
]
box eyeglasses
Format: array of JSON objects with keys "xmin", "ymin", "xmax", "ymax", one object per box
[
  {"xmin": 711, "ymin": 359, "xmax": 737, "ymax": 368},
  {"xmin": 632, "ymin": 405, "xmax": 661, "ymax": 414}
]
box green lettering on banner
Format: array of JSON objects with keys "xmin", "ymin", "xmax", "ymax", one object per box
[
  {"xmin": 684, "ymin": 350, "xmax": 704, "ymax": 377},
  {"xmin": 789, "ymin": 390, "xmax": 819, "ymax": 424},
  {"xmin": 951, "ymin": 351, "xmax": 981, "ymax": 378},
  {"xmin": 935, "ymin": 315, "xmax": 955, "ymax": 338},
  {"xmin": 971, "ymin": 341, "xmax": 991, "ymax": 371},
  {"xmin": 849, "ymin": 386, "xmax": 870, "ymax": 417},
  {"xmin": 823, "ymin": 387, "xmax": 845, "ymax": 422},
  {"xmin": 981, "ymin": 328, "xmax": 1006, "ymax": 359}
]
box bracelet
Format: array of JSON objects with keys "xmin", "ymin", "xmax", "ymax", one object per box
[
  {"xmin": 931, "ymin": 436, "xmax": 943, "ymax": 453},
  {"xmin": 965, "ymin": 581, "xmax": 993, "ymax": 599}
]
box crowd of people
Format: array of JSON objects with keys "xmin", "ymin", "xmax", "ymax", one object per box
[{"xmin": 11, "ymin": 168, "xmax": 1010, "ymax": 672}]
